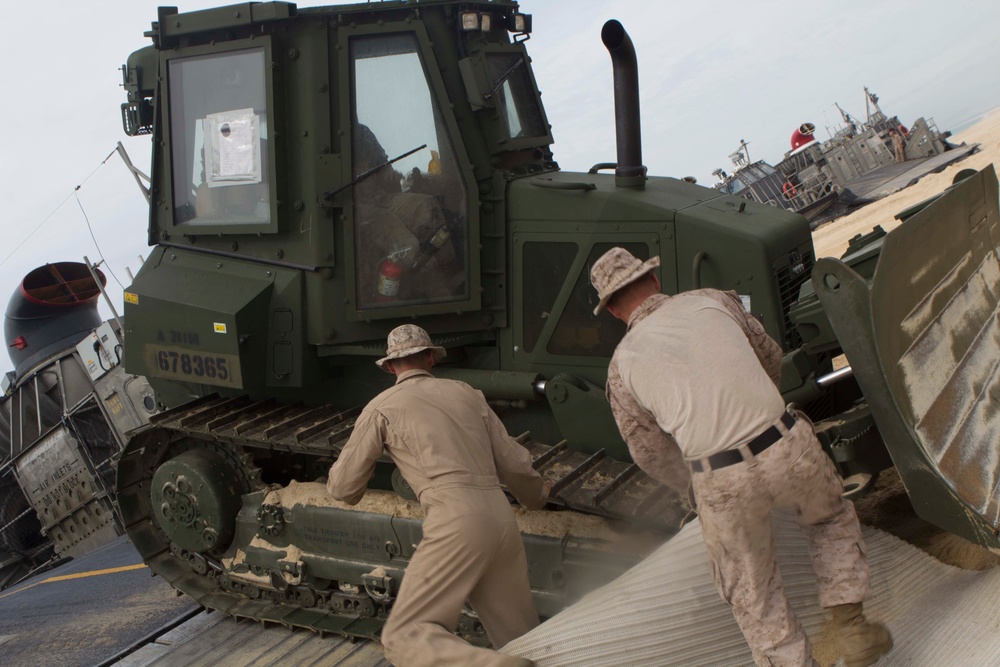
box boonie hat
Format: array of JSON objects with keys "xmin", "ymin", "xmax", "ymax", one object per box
[
  {"xmin": 590, "ymin": 247, "xmax": 661, "ymax": 315},
  {"xmin": 375, "ymin": 324, "xmax": 447, "ymax": 371}
]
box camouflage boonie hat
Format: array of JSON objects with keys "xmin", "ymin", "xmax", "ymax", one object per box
[
  {"xmin": 375, "ymin": 325, "xmax": 446, "ymax": 372},
  {"xmin": 590, "ymin": 247, "xmax": 660, "ymax": 315}
]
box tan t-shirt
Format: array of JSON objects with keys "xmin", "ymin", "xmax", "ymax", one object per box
[
  {"xmin": 606, "ymin": 290, "xmax": 785, "ymax": 492},
  {"xmin": 327, "ymin": 369, "xmax": 546, "ymax": 510}
]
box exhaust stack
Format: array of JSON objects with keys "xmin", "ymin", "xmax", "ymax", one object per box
[
  {"xmin": 602, "ymin": 20, "xmax": 646, "ymax": 188},
  {"xmin": 4, "ymin": 262, "xmax": 106, "ymax": 379}
]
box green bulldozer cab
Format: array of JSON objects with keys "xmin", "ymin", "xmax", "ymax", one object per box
[{"xmin": 121, "ymin": 1, "xmax": 830, "ymax": 455}]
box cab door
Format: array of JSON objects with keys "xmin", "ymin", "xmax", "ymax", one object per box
[{"xmin": 340, "ymin": 26, "xmax": 480, "ymax": 319}]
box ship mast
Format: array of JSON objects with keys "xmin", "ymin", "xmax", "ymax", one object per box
[
  {"xmin": 864, "ymin": 86, "xmax": 885, "ymax": 126},
  {"xmin": 835, "ymin": 102, "xmax": 859, "ymax": 136},
  {"xmin": 729, "ymin": 139, "xmax": 751, "ymax": 168}
]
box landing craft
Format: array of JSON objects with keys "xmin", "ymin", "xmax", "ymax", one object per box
[
  {"xmin": 713, "ymin": 88, "xmax": 979, "ymax": 225},
  {"xmin": 0, "ymin": 262, "xmax": 157, "ymax": 587}
]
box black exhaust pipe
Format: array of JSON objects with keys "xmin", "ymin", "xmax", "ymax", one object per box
[{"xmin": 602, "ymin": 20, "xmax": 645, "ymax": 187}]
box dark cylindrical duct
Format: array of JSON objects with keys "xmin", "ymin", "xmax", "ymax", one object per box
[
  {"xmin": 4, "ymin": 262, "xmax": 106, "ymax": 379},
  {"xmin": 601, "ymin": 20, "xmax": 645, "ymax": 185}
]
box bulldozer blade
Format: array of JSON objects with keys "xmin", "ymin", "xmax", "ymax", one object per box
[{"xmin": 815, "ymin": 164, "xmax": 1000, "ymax": 548}]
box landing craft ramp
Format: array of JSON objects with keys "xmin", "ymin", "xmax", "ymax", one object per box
[
  {"xmin": 113, "ymin": 610, "xmax": 389, "ymax": 667},
  {"xmin": 5, "ymin": 515, "xmax": 998, "ymax": 665},
  {"xmin": 83, "ymin": 516, "xmax": 999, "ymax": 667},
  {"xmin": 844, "ymin": 143, "xmax": 981, "ymax": 203},
  {"xmin": 504, "ymin": 512, "xmax": 1000, "ymax": 666},
  {"xmin": 812, "ymin": 142, "xmax": 981, "ymax": 225}
]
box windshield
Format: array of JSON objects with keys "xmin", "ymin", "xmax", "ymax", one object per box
[{"xmin": 349, "ymin": 33, "xmax": 470, "ymax": 312}]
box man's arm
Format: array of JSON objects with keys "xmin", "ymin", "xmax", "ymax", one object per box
[
  {"xmin": 606, "ymin": 361, "xmax": 692, "ymax": 496},
  {"xmin": 327, "ymin": 409, "xmax": 385, "ymax": 505},
  {"xmin": 482, "ymin": 399, "xmax": 548, "ymax": 510}
]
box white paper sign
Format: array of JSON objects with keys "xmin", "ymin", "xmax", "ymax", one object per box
[{"xmin": 204, "ymin": 108, "xmax": 261, "ymax": 187}]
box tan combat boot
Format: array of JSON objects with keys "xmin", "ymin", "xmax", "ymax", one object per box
[
  {"xmin": 511, "ymin": 659, "xmax": 535, "ymax": 667},
  {"xmin": 830, "ymin": 602, "xmax": 893, "ymax": 667}
]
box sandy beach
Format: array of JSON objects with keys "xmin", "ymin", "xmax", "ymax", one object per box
[{"xmin": 812, "ymin": 107, "xmax": 1000, "ymax": 258}]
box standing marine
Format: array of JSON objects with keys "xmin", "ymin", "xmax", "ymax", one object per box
[
  {"xmin": 591, "ymin": 247, "xmax": 893, "ymax": 667},
  {"xmin": 889, "ymin": 128, "xmax": 907, "ymax": 163}
]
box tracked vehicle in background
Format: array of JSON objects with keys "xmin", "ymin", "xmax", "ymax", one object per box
[{"xmin": 116, "ymin": 0, "xmax": 1000, "ymax": 642}]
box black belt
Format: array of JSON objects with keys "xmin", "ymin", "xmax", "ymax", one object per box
[{"xmin": 690, "ymin": 412, "xmax": 796, "ymax": 473}]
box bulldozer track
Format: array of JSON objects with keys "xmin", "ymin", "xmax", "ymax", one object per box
[
  {"xmin": 116, "ymin": 395, "xmax": 685, "ymax": 640},
  {"xmin": 141, "ymin": 394, "xmax": 684, "ymax": 525}
]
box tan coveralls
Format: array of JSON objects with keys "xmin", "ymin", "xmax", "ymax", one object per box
[
  {"xmin": 606, "ymin": 291, "xmax": 870, "ymax": 667},
  {"xmin": 327, "ymin": 369, "xmax": 546, "ymax": 667}
]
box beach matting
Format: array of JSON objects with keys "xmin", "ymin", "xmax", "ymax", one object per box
[{"xmin": 503, "ymin": 510, "xmax": 1000, "ymax": 666}]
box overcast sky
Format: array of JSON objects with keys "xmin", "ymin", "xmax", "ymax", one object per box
[{"xmin": 0, "ymin": 0, "xmax": 997, "ymax": 368}]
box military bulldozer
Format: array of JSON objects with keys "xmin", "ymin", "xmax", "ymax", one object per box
[{"xmin": 116, "ymin": 0, "xmax": 1000, "ymax": 642}]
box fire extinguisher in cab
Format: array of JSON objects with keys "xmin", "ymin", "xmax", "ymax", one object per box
[{"xmin": 377, "ymin": 258, "xmax": 403, "ymax": 301}]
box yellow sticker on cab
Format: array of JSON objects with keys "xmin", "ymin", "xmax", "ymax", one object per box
[
  {"xmin": 214, "ymin": 323, "xmax": 228, "ymax": 334},
  {"xmin": 124, "ymin": 292, "xmax": 139, "ymax": 305}
]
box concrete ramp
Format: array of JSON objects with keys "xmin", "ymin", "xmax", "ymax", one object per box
[{"xmin": 503, "ymin": 511, "xmax": 1000, "ymax": 666}]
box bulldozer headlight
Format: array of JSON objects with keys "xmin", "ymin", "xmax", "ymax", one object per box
[
  {"xmin": 461, "ymin": 11, "xmax": 480, "ymax": 31},
  {"xmin": 510, "ymin": 13, "xmax": 532, "ymax": 34},
  {"xmin": 462, "ymin": 11, "xmax": 495, "ymax": 32}
]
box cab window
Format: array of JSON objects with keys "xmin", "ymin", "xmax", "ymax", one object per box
[
  {"xmin": 168, "ymin": 48, "xmax": 270, "ymax": 227},
  {"xmin": 547, "ymin": 242, "xmax": 648, "ymax": 357},
  {"xmin": 350, "ymin": 34, "xmax": 470, "ymax": 311},
  {"xmin": 521, "ymin": 242, "xmax": 576, "ymax": 353},
  {"xmin": 486, "ymin": 53, "xmax": 546, "ymax": 141}
]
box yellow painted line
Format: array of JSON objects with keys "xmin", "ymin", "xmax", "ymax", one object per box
[
  {"xmin": 0, "ymin": 563, "xmax": 147, "ymax": 600},
  {"xmin": 44, "ymin": 563, "xmax": 147, "ymax": 582}
]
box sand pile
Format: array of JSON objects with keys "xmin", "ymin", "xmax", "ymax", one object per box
[{"xmin": 853, "ymin": 468, "xmax": 1000, "ymax": 571}]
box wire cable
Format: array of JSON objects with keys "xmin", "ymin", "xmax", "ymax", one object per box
[
  {"xmin": 0, "ymin": 189, "xmax": 77, "ymax": 270},
  {"xmin": 0, "ymin": 147, "xmax": 119, "ymax": 271},
  {"xmin": 75, "ymin": 191, "xmax": 125, "ymax": 290}
]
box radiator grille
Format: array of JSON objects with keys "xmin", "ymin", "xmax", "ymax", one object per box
[{"xmin": 774, "ymin": 249, "xmax": 815, "ymax": 351}]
